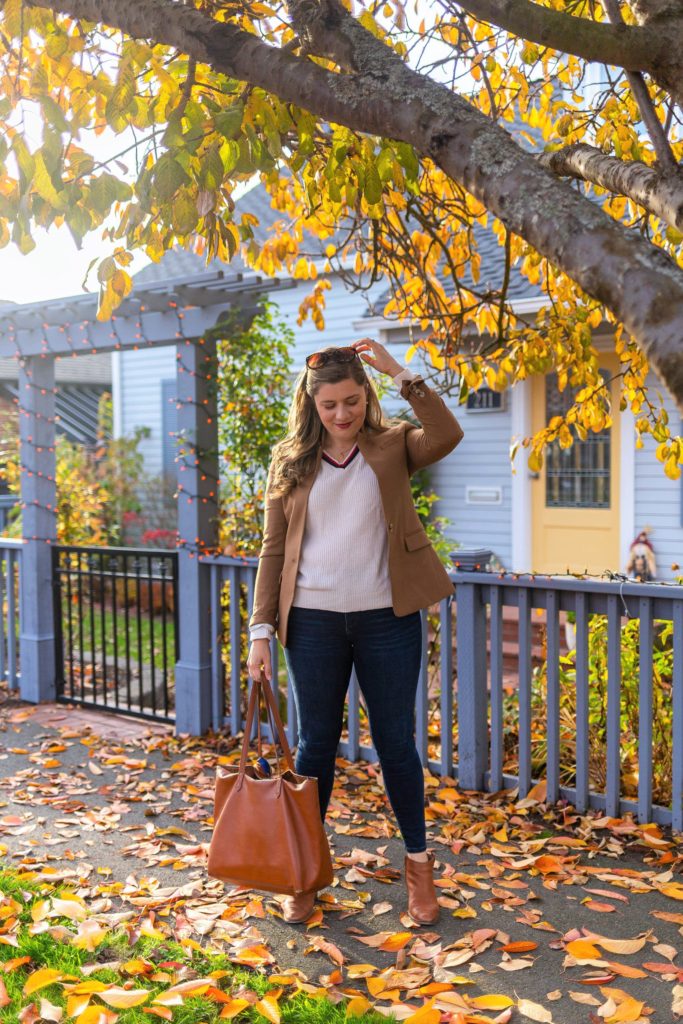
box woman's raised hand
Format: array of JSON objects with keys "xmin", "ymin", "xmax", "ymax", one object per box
[
  {"xmin": 351, "ymin": 338, "xmax": 403, "ymax": 377},
  {"xmin": 247, "ymin": 639, "xmax": 272, "ymax": 683}
]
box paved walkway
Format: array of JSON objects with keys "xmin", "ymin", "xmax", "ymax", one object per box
[{"xmin": 2, "ymin": 688, "xmax": 683, "ymax": 1023}]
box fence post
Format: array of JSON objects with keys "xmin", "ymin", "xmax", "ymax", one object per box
[
  {"xmin": 19, "ymin": 355, "xmax": 57, "ymax": 702},
  {"xmin": 456, "ymin": 580, "xmax": 488, "ymax": 790},
  {"xmin": 174, "ymin": 336, "xmax": 218, "ymax": 735}
]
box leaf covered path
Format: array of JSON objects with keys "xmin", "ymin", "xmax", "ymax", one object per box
[{"xmin": 2, "ymin": 689, "xmax": 683, "ymax": 1024}]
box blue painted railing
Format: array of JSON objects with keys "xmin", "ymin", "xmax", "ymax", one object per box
[
  {"xmin": 0, "ymin": 495, "xmax": 18, "ymax": 535},
  {"xmin": 201, "ymin": 555, "xmax": 683, "ymax": 828},
  {"xmin": 0, "ymin": 538, "xmax": 22, "ymax": 690}
]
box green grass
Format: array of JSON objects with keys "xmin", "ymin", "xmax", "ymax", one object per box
[
  {"xmin": 59, "ymin": 607, "xmax": 175, "ymax": 666},
  {"xmin": 0, "ymin": 866, "xmax": 392, "ymax": 1023}
]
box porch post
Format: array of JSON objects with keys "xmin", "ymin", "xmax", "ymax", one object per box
[
  {"xmin": 456, "ymin": 581, "xmax": 488, "ymax": 790},
  {"xmin": 174, "ymin": 336, "xmax": 219, "ymax": 735},
  {"xmin": 19, "ymin": 355, "xmax": 57, "ymax": 702}
]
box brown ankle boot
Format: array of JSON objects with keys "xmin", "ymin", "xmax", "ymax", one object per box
[
  {"xmin": 405, "ymin": 852, "xmax": 440, "ymax": 925},
  {"xmin": 281, "ymin": 891, "xmax": 316, "ymax": 924}
]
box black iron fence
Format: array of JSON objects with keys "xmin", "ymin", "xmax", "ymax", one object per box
[{"xmin": 52, "ymin": 545, "xmax": 178, "ymax": 721}]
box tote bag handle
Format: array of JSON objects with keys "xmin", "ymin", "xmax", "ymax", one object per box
[{"xmin": 238, "ymin": 676, "xmax": 296, "ymax": 777}]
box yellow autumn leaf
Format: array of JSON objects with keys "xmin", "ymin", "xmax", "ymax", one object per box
[
  {"xmin": 72, "ymin": 920, "xmax": 109, "ymax": 951},
  {"xmin": 97, "ymin": 987, "xmax": 150, "ymax": 1008},
  {"xmin": 603, "ymin": 995, "xmax": 645, "ymax": 1023},
  {"xmin": 346, "ymin": 995, "xmax": 373, "ymax": 1017},
  {"xmin": 378, "ymin": 931, "xmax": 413, "ymax": 952},
  {"xmin": 219, "ymin": 998, "xmax": 250, "ymax": 1018},
  {"xmin": 30, "ymin": 899, "xmax": 50, "ymax": 922},
  {"xmin": 23, "ymin": 968, "xmax": 63, "ymax": 995},
  {"xmin": 366, "ymin": 977, "xmax": 388, "ymax": 997},
  {"xmin": 403, "ymin": 1002, "xmax": 440, "ymax": 1023},
  {"xmin": 121, "ymin": 960, "xmax": 151, "ymax": 976},
  {"xmin": 51, "ymin": 897, "xmax": 88, "ymax": 921},
  {"xmin": 74, "ymin": 1006, "xmax": 119, "ymax": 1024},
  {"xmin": 255, "ymin": 995, "xmax": 281, "ymax": 1023},
  {"xmin": 68, "ymin": 983, "xmax": 108, "ymax": 995},
  {"xmin": 469, "ymin": 994, "xmax": 515, "ymax": 1009},
  {"xmin": 589, "ymin": 932, "xmax": 650, "ymax": 955},
  {"xmin": 517, "ymin": 997, "xmax": 554, "ymax": 1022},
  {"xmin": 565, "ymin": 939, "xmax": 601, "ymax": 959},
  {"xmin": 153, "ymin": 979, "xmax": 214, "ymax": 1005},
  {"xmin": 38, "ymin": 996, "xmax": 64, "ymax": 1022},
  {"xmin": 66, "ymin": 994, "xmax": 92, "ymax": 1018},
  {"xmin": 660, "ymin": 883, "xmax": 683, "ymax": 900}
]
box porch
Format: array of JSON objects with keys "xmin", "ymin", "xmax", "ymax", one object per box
[{"xmin": 2, "ymin": 535, "xmax": 683, "ymax": 828}]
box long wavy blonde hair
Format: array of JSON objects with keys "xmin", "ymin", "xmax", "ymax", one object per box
[{"xmin": 268, "ymin": 350, "xmax": 391, "ymax": 497}]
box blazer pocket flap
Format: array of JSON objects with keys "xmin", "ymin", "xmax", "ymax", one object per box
[{"xmin": 404, "ymin": 528, "xmax": 431, "ymax": 552}]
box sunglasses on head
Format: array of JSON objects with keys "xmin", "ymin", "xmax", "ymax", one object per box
[{"xmin": 305, "ymin": 346, "xmax": 361, "ymax": 369}]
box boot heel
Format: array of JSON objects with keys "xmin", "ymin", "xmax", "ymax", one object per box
[{"xmin": 405, "ymin": 852, "xmax": 440, "ymax": 926}]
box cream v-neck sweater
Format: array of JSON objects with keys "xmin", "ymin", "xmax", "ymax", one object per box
[{"xmin": 249, "ymin": 368, "xmax": 415, "ymax": 642}]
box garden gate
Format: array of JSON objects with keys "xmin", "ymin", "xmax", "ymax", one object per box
[{"xmin": 52, "ymin": 544, "xmax": 178, "ymax": 722}]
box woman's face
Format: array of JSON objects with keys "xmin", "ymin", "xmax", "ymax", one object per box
[{"xmin": 313, "ymin": 378, "xmax": 367, "ymax": 444}]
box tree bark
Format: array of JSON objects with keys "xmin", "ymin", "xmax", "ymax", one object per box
[
  {"xmin": 449, "ymin": 0, "xmax": 683, "ymax": 105},
  {"xmin": 539, "ymin": 144, "xmax": 683, "ymax": 233},
  {"xmin": 28, "ymin": 0, "xmax": 683, "ymax": 410}
]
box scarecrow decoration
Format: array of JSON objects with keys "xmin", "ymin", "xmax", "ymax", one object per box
[{"xmin": 625, "ymin": 528, "xmax": 656, "ymax": 582}]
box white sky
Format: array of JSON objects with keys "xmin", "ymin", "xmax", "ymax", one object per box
[{"xmin": 0, "ymin": 227, "xmax": 151, "ymax": 305}]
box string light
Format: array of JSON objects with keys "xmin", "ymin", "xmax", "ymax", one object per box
[{"xmin": 0, "ymin": 302, "xmax": 233, "ymax": 557}]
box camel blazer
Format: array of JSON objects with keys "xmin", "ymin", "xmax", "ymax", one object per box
[{"xmin": 250, "ymin": 376, "xmax": 464, "ymax": 648}]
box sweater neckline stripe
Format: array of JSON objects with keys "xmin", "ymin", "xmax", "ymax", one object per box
[{"xmin": 321, "ymin": 444, "xmax": 360, "ymax": 469}]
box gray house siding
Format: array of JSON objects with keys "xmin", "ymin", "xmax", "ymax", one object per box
[
  {"xmin": 119, "ymin": 344, "xmax": 175, "ymax": 476},
  {"xmin": 118, "ymin": 275, "xmax": 384, "ymax": 479},
  {"xmin": 377, "ymin": 333, "xmax": 513, "ymax": 566},
  {"xmin": 633, "ymin": 371, "xmax": 683, "ymax": 581}
]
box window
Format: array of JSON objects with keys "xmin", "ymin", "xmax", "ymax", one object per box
[{"xmin": 545, "ymin": 372, "xmax": 610, "ymax": 509}]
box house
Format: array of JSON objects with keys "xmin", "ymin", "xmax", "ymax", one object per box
[{"xmin": 113, "ymin": 185, "xmax": 682, "ymax": 581}]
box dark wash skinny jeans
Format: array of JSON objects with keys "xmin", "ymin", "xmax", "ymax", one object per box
[{"xmin": 283, "ymin": 605, "xmax": 426, "ymax": 853}]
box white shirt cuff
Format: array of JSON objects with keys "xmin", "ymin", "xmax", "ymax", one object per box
[
  {"xmin": 250, "ymin": 623, "xmax": 275, "ymax": 642},
  {"xmin": 392, "ymin": 368, "xmax": 417, "ymax": 386}
]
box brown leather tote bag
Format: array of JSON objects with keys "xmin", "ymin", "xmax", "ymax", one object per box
[{"xmin": 207, "ymin": 676, "xmax": 333, "ymax": 896}]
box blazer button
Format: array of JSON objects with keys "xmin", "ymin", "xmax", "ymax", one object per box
[{"xmin": 388, "ymin": 522, "xmax": 394, "ymax": 532}]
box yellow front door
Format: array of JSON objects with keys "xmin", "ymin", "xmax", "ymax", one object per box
[{"xmin": 531, "ymin": 355, "xmax": 621, "ymax": 575}]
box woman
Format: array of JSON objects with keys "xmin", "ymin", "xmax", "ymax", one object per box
[{"xmin": 246, "ymin": 338, "xmax": 463, "ymax": 925}]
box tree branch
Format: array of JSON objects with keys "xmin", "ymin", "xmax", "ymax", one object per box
[
  {"xmin": 449, "ymin": 0, "xmax": 683, "ymax": 104},
  {"xmin": 601, "ymin": 0, "xmax": 677, "ymax": 169},
  {"xmin": 539, "ymin": 143, "xmax": 683, "ymax": 232},
  {"xmin": 23, "ymin": 0, "xmax": 683, "ymax": 410}
]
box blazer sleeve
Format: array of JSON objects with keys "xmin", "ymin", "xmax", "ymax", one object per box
[
  {"xmin": 399, "ymin": 375, "xmax": 464, "ymax": 475},
  {"xmin": 249, "ymin": 467, "xmax": 287, "ymax": 632}
]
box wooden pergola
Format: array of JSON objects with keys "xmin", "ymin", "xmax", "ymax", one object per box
[{"xmin": 0, "ymin": 269, "xmax": 292, "ymax": 733}]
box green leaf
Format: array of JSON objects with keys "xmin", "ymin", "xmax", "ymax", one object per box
[
  {"xmin": 89, "ymin": 173, "xmax": 132, "ymax": 213},
  {"xmin": 32, "ymin": 152, "xmax": 63, "ymax": 208},
  {"xmin": 363, "ymin": 162, "xmax": 382, "ymax": 205},
  {"xmin": 377, "ymin": 148, "xmax": 395, "ymax": 183},
  {"xmin": 12, "ymin": 137, "xmax": 35, "ymax": 189},
  {"xmin": 65, "ymin": 205, "xmax": 93, "ymax": 249},
  {"xmin": 40, "ymin": 94, "xmax": 70, "ymax": 134},
  {"xmin": 214, "ymin": 104, "xmax": 244, "ymax": 140},
  {"xmin": 153, "ymin": 156, "xmax": 190, "ymax": 204},
  {"xmin": 201, "ymin": 142, "xmax": 226, "ymax": 190},
  {"xmin": 395, "ymin": 142, "xmax": 419, "ymax": 181},
  {"xmin": 105, "ymin": 61, "xmax": 136, "ymax": 121},
  {"xmin": 219, "ymin": 140, "xmax": 240, "ymax": 177},
  {"xmin": 172, "ymin": 191, "xmax": 199, "ymax": 235},
  {"xmin": 97, "ymin": 256, "xmax": 116, "ymax": 284}
]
